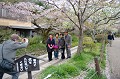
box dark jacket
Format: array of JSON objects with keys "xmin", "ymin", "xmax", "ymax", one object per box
[
  {"xmin": 59, "ymin": 37, "xmax": 65, "ymax": 48},
  {"xmin": 108, "ymin": 34, "xmax": 114, "ymax": 40},
  {"xmin": 46, "ymin": 38, "xmax": 55, "ymax": 52}
]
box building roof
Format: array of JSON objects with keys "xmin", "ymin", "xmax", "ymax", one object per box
[{"xmin": 10, "ymin": 26, "xmax": 35, "ymax": 29}]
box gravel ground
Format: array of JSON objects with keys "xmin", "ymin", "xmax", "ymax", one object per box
[{"xmin": 107, "ymin": 38, "xmax": 120, "ymax": 79}]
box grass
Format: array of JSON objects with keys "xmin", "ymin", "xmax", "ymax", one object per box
[
  {"xmin": 85, "ymin": 69, "xmax": 107, "ymax": 79},
  {"xmin": 38, "ymin": 53, "xmax": 93, "ymax": 79},
  {"xmin": 38, "ymin": 42, "xmax": 107, "ymax": 79},
  {"xmin": 69, "ymin": 52, "xmax": 93, "ymax": 70}
]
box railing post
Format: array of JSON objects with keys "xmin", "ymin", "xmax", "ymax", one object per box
[{"xmin": 94, "ymin": 57, "xmax": 101, "ymax": 76}]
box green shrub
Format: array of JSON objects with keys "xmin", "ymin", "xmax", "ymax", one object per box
[
  {"xmin": 83, "ymin": 37, "xmax": 96, "ymax": 51},
  {"xmin": 95, "ymin": 34, "xmax": 107, "ymax": 43},
  {"xmin": 0, "ymin": 29, "xmax": 15, "ymax": 43},
  {"xmin": 16, "ymin": 36, "xmax": 46, "ymax": 56},
  {"xmin": 29, "ymin": 36, "xmax": 42, "ymax": 45}
]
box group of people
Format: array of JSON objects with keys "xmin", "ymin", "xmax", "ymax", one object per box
[{"xmin": 46, "ymin": 31, "xmax": 72, "ymax": 61}]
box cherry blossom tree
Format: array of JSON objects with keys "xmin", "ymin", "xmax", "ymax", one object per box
[{"xmin": 45, "ymin": 0, "xmax": 120, "ymax": 53}]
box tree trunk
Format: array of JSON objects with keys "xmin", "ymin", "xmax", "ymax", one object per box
[
  {"xmin": 100, "ymin": 33, "xmax": 106, "ymax": 61},
  {"xmin": 41, "ymin": 32, "xmax": 49, "ymax": 44},
  {"xmin": 77, "ymin": 28, "xmax": 83, "ymax": 54},
  {"xmin": 100, "ymin": 40, "xmax": 105, "ymax": 61},
  {"xmin": 41, "ymin": 29, "xmax": 51, "ymax": 44},
  {"xmin": 42, "ymin": 34, "xmax": 48, "ymax": 44}
]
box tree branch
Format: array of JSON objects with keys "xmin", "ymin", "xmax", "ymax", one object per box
[
  {"xmin": 96, "ymin": 11, "xmax": 120, "ymax": 25},
  {"xmin": 31, "ymin": 19, "xmax": 39, "ymax": 27},
  {"xmin": 81, "ymin": 0, "xmax": 89, "ymax": 16},
  {"xmin": 67, "ymin": 0, "xmax": 78, "ymax": 16},
  {"xmin": 47, "ymin": 0, "xmax": 80, "ymax": 29},
  {"xmin": 83, "ymin": 7, "xmax": 103, "ymax": 23}
]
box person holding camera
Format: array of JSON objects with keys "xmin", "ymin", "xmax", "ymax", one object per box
[{"xmin": 0, "ymin": 34, "xmax": 29, "ymax": 79}]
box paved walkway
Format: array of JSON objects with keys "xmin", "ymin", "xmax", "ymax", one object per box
[
  {"xmin": 107, "ymin": 38, "xmax": 120, "ymax": 79},
  {"xmin": 3, "ymin": 46, "xmax": 77, "ymax": 79}
]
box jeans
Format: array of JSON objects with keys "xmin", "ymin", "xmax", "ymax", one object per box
[
  {"xmin": 54, "ymin": 50, "xmax": 59, "ymax": 58},
  {"xmin": 108, "ymin": 40, "xmax": 112, "ymax": 46},
  {"xmin": 0, "ymin": 67, "xmax": 19, "ymax": 79}
]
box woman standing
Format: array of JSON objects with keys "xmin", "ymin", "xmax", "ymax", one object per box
[
  {"xmin": 46, "ymin": 34, "xmax": 55, "ymax": 61},
  {"xmin": 54, "ymin": 33, "xmax": 60, "ymax": 59},
  {"xmin": 59, "ymin": 33, "xmax": 65, "ymax": 59}
]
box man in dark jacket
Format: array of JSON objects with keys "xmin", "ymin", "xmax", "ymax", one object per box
[
  {"xmin": 59, "ymin": 34, "xmax": 65, "ymax": 59},
  {"xmin": 108, "ymin": 32, "xmax": 114, "ymax": 47},
  {"xmin": 0, "ymin": 34, "xmax": 29, "ymax": 79}
]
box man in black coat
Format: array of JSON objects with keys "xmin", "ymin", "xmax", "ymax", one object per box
[
  {"xmin": 59, "ymin": 34, "xmax": 65, "ymax": 59},
  {"xmin": 108, "ymin": 32, "xmax": 114, "ymax": 47}
]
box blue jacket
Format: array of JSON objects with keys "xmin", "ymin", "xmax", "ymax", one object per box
[{"xmin": 108, "ymin": 34, "xmax": 114, "ymax": 40}]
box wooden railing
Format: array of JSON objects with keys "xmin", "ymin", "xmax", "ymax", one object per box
[{"xmin": 0, "ymin": 8, "xmax": 31, "ymax": 22}]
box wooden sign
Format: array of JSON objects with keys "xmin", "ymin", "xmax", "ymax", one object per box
[{"xmin": 15, "ymin": 55, "xmax": 40, "ymax": 72}]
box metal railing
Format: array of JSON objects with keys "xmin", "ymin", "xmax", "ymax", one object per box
[{"xmin": 0, "ymin": 8, "xmax": 31, "ymax": 22}]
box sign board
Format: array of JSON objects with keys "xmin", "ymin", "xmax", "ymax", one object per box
[{"xmin": 15, "ymin": 55, "xmax": 40, "ymax": 72}]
